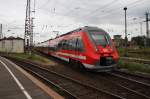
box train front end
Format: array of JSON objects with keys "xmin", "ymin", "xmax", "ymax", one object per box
[{"xmin": 83, "ymin": 27, "xmax": 119, "ymax": 71}]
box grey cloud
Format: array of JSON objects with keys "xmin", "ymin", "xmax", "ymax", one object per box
[{"xmin": 0, "ymin": 0, "xmax": 150, "ymax": 42}]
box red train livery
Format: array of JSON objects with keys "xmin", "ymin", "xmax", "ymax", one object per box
[{"xmin": 37, "ymin": 26, "xmax": 119, "ymax": 71}]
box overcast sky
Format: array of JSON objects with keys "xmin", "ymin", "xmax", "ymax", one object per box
[{"xmin": 0, "ymin": 0, "xmax": 150, "ymax": 42}]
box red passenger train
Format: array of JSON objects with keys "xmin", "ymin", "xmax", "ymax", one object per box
[{"xmin": 37, "ymin": 26, "xmax": 119, "ymax": 71}]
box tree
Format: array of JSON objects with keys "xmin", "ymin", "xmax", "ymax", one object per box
[{"xmin": 131, "ymin": 36, "xmax": 150, "ymax": 47}]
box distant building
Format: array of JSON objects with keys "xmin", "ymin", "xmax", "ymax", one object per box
[
  {"xmin": 113, "ymin": 35, "xmax": 125, "ymax": 47},
  {"xmin": 113, "ymin": 35, "xmax": 122, "ymax": 39},
  {"xmin": 0, "ymin": 36, "xmax": 24, "ymax": 53}
]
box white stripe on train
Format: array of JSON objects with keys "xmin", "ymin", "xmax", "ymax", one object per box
[
  {"xmin": 56, "ymin": 52, "xmax": 86, "ymax": 60},
  {"xmin": 51, "ymin": 53, "xmax": 95, "ymax": 68}
]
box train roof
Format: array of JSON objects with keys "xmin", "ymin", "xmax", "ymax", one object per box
[
  {"xmin": 82, "ymin": 26, "xmax": 105, "ymax": 31},
  {"xmin": 56, "ymin": 26, "xmax": 105, "ymax": 38},
  {"xmin": 39, "ymin": 26, "xmax": 106, "ymax": 44}
]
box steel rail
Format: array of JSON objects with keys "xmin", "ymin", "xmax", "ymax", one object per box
[
  {"xmin": 113, "ymin": 69, "xmax": 150, "ymax": 86},
  {"xmin": 33, "ymin": 51, "xmax": 150, "ymax": 99},
  {"xmin": 9, "ymin": 57, "xmax": 123, "ymax": 99},
  {"xmin": 106, "ymin": 72, "xmax": 150, "ymax": 98}
]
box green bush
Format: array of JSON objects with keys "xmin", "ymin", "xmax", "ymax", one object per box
[{"xmin": 118, "ymin": 60, "xmax": 150, "ymax": 74}]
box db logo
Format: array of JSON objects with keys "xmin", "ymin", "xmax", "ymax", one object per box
[{"xmin": 103, "ymin": 49, "xmax": 108, "ymax": 52}]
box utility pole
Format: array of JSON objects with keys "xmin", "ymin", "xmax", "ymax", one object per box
[
  {"xmin": 24, "ymin": 0, "xmax": 35, "ymax": 53},
  {"xmin": 140, "ymin": 22, "xmax": 143, "ymax": 35},
  {"xmin": 30, "ymin": 18, "xmax": 34, "ymax": 47},
  {"xmin": 31, "ymin": 0, "xmax": 36, "ymax": 47},
  {"xmin": 0, "ymin": 24, "xmax": 2, "ymax": 39},
  {"xmin": 25, "ymin": 0, "xmax": 31, "ymax": 52},
  {"xmin": 144, "ymin": 12, "xmax": 150, "ymax": 47},
  {"xmin": 124, "ymin": 7, "xmax": 128, "ymax": 56},
  {"xmin": 145, "ymin": 12, "xmax": 149, "ymax": 38}
]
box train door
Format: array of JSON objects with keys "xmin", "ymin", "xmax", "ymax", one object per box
[
  {"xmin": 75, "ymin": 38, "xmax": 79, "ymax": 58},
  {"xmin": 75, "ymin": 37, "xmax": 85, "ymax": 61}
]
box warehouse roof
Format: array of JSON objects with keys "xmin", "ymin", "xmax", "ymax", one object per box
[{"xmin": 0, "ymin": 36, "xmax": 24, "ymax": 41}]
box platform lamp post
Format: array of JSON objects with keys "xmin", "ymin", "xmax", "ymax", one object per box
[{"xmin": 124, "ymin": 7, "xmax": 128, "ymax": 56}]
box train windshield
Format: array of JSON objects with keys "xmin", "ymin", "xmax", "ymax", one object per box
[{"xmin": 89, "ymin": 31, "xmax": 112, "ymax": 47}]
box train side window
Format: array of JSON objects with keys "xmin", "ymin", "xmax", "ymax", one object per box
[
  {"xmin": 76, "ymin": 38, "xmax": 84, "ymax": 52},
  {"xmin": 65, "ymin": 40, "xmax": 69, "ymax": 50},
  {"xmin": 62, "ymin": 40, "xmax": 65, "ymax": 50},
  {"xmin": 72, "ymin": 39, "xmax": 77, "ymax": 50},
  {"xmin": 57, "ymin": 42, "xmax": 62, "ymax": 49},
  {"xmin": 68, "ymin": 39, "xmax": 72, "ymax": 50},
  {"xmin": 62, "ymin": 40, "xmax": 69, "ymax": 50},
  {"xmin": 57, "ymin": 40, "xmax": 65, "ymax": 50}
]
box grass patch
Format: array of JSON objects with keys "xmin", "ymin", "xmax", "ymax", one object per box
[
  {"xmin": 9, "ymin": 53, "xmax": 51, "ymax": 63},
  {"xmin": 117, "ymin": 48, "xmax": 125, "ymax": 56},
  {"xmin": 127, "ymin": 53, "xmax": 150, "ymax": 60},
  {"xmin": 127, "ymin": 48, "xmax": 150, "ymax": 53},
  {"xmin": 118, "ymin": 48, "xmax": 150, "ymax": 60},
  {"xmin": 118, "ymin": 60, "xmax": 150, "ymax": 74}
]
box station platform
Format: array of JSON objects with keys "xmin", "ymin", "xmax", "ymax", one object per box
[{"xmin": 0, "ymin": 56, "xmax": 63, "ymax": 99}]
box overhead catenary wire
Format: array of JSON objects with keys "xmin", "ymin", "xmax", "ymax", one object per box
[
  {"xmin": 85, "ymin": 0, "xmax": 149, "ymax": 19},
  {"xmin": 33, "ymin": 0, "xmax": 150, "ymax": 42},
  {"xmin": 37, "ymin": 0, "xmax": 149, "ymax": 21},
  {"xmin": 37, "ymin": 0, "xmax": 51, "ymax": 9},
  {"xmin": 84, "ymin": 0, "xmax": 119, "ymax": 17}
]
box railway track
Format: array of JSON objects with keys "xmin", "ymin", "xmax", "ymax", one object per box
[
  {"xmin": 5, "ymin": 55, "xmax": 150, "ymax": 99},
  {"xmin": 7, "ymin": 57, "xmax": 123, "ymax": 99},
  {"xmin": 112, "ymin": 70, "xmax": 150, "ymax": 86},
  {"xmin": 33, "ymin": 51, "xmax": 150, "ymax": 99},
  {"xmin": 101, "ymin": 72, "xmax": 150, "ymax": 98},
  {"xmin": 120, "ymin": 57, "xmax": 150, "ymax": 65}
]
